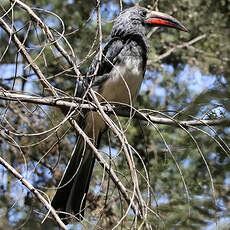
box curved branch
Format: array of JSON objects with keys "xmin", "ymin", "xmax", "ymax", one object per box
[
  {"xmin": 0, "ymin": 17, "xmax": 58, "ymax": 96},
  {"xmin": 147, "ymin": 34, "xmax": 207, "ymax": 64},
  {"xmin": 68, "ymin": 115, "xmax": 139, "ymax": 216},
  {"xmin": 0, "ymin": 156, "xmax": 67, "ymax": 230},
  {"xmin": 10, "ymin": 0, "xmax": 81, "ymax": 77},
  {"xmin": 0, "ymin": 90, "xmax": 228, "ymax": 128}
]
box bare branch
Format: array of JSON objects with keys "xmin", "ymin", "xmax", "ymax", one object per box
[
  {"xmin": 147, "ymin": 34, "xmax": 207, "ymax": 64},
  {"xmin": 68, "ymin": 115, "xmax": 139, "ymax": 216},
  {"xmin": 0, "ymin": 17, "xmax": 58, "ymax": 96},
  {"xmin": 0, "ymin": 1, "xmax": 228, "ymax": 227},
  {"xmin": 0, "ymin": 156, "xmax": 67, "ymax": 230},
  {"xmin": 9, "ymin": 0, "xmax": 82, "ymax": 77},
  {"xmin": 0, "ymin": 90, "xmax": 228, "ymax": 127}
]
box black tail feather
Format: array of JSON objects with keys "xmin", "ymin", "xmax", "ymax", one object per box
[{"xmin": 51, "ymin": 137, "xmax": 95, "ymax": 223}]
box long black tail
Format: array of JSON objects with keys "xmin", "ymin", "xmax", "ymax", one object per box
[{"xmin": 51, "ymin": 135, "xmax": 95, "ymax": 223}]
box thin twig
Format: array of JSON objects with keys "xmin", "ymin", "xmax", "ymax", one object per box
[
  {"xmin": 9, "ymin": 0, "xmax": 82, "ymax": 77},
  {"xmin": 0, "ymin": 17, "xmax": 58, "ymax": 96},
  {"xmin": 147, "ymin": 34, "xmax": 207, "ymax": 64},
  {"xmin": 0, "ymin": 156, "xmax": 67, "ymax": 230},
  {"xmin": 0, "ymin": 90, "xmax": 228, "ymax": 127},
  {"xmin": 68, "ymin": 115, "xmax": 139, "ymax": 215}
]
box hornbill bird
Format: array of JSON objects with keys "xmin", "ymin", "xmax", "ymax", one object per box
[{"xmin": 51, "ymin": 6, "xmax": 188, "ymax": 223}]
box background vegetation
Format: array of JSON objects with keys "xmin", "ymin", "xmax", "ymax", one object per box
[{"xmin": 0, "ymin": 0, "xmax": 230, "ymax": 229}]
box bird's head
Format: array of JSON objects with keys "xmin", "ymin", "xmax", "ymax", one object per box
[{"xmin": 111, "ymin": 6, "xmax": 188, "ymax": 39}]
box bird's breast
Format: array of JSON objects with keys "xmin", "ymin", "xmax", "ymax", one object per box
[{"xmin": 98, "ymin": 56, "xmax": 144, "ymax": 105}]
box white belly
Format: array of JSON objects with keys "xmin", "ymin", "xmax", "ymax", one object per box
[
  {"xmin": 98, "ymin": 57, "xmax": 144, "ymax": 105},
  {"xmin": 85, "ymin": 57, "xmax": 144, "ymax": 136}
]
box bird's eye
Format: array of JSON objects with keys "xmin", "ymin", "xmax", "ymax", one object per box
[{"xmin": 141, "ymin": 11, "xmax": 147, "ymax": 17}]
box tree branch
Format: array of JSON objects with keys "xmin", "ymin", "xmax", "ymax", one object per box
[
  {"xmin": 0, "ymin": 16, "xmax": 58, "ymax": 96},
  {"xmin": 68, "ymin": 115, "xmax": 139, "ymax": 216},
  {"xmin": 0, "ymin": 90, "xmax": 228, "ymax": 128},
  {"xmin": 147, "ymin": 34, "xmax": 207, "ymax": 64},
  {"xmin": 0, "ymin": 156, "xmax": 67, "ymax": 230},
  {"xmin": 10, "ymin": 0, "xmax": 82, "ymax": 77}
]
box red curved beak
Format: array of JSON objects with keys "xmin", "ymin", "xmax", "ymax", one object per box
[{"xmin": 145, "ymin": 11, "xmax": 189, "ymax": 32}]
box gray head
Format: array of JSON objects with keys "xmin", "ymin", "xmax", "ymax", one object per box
[
  {"xmin": 111, "ymin": 6, "xmax": 188, "ymax": 39},
  {"xmin": 111, "ymin": 7, "xmax": 149, "ymax": 39}
]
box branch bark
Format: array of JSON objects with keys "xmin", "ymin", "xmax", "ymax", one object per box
[
  {"xmin": 0, "ymin": 16, "xmax": 58, "ymax": 96},
  {"xmin": 9, "ymin": 0, "xmax": 82, "ymax": 77},
  {"xmin": 0, "ymin": 90, "xmax": 228, "ymax": 128},
  {"xmin": 68, "ymin": 115, "xmax": 139, "ymax": 216},
  {"xmin": 147, "ymin": 34, "xmax": 207, "ymax": 64},
  {"xmin": 0, "ymin": 156, "xmax": 67, "ymax": 230}
]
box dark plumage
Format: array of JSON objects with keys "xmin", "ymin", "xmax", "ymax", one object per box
[{"xmin": 51, "ymin": 6, "xmax": 188, "ymax": 224}]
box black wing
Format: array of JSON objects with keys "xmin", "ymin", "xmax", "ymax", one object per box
[
  {"xmin": 87, "ymin": 37, "xmax": 124, "ymax": 87},
  {"xmin": 75, "ymin": 38, "xmax": 123, "ymax": 96}
]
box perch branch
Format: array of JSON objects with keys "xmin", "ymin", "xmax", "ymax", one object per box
[{"xmin": 0, "ymin": 90, "xmax": 228, "ymax": 128}]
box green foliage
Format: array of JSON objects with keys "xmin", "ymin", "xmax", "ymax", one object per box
[{"xmin": 1, "ymin": 0, "xmax": 230, "ymax": 229}]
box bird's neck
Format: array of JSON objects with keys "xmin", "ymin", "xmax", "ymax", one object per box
[
  {"xmin": 123, "ymin": 33, "xmax": 148, "ymax": 54},
  {"xmin": 121, "ymin": 34, "xmax": 148, "ymax": 71}
]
